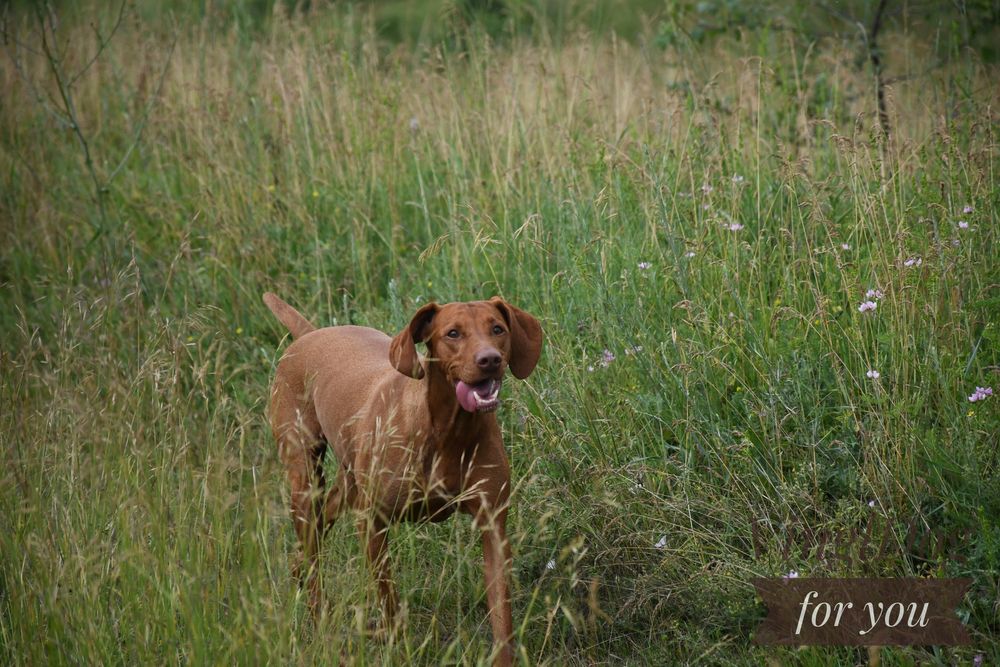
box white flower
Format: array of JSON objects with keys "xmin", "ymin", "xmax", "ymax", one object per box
[
  {"xmin": 638, "ymin": 261, "xmax": 652, "ymax": 270},
  {"xmin": 654, "ymin": 535, "xmax": 667, "ymax": 549},
  {"xmin": 408, "ymin": 116, "xmax": 420, "ymax": 131},
  {"xmin": 784, "ymin": 570, "xmax": 799, "ymax": 579},
  {"xmin": 685, "ymin": 251, "xmax": 696, "ymax": 258},
  {"xmin": 841, "ymin": 243, "xmax": 851, "ymax": 250},
  {"xmin": 701, "ymin": 183, "xmax": 713, "ymax": 194},
  {"xmin": 732, "ymin": 174, "xmax": 745, "ymax": 183},
  {"xmin": 545, "ymin": 559, "xmax": 556, "ymax": 570},
  {"xmin": 866, "ymin": 369, "xmax": 880, "ymax": 380},
  {"xmin": 868, "ymin": 500, "xmax": 876, "ymax": 508}
]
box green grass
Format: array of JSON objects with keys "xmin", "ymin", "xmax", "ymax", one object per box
[{"xmin": 1, "ymin": 2, "xmax": 998, "ymax": 665}]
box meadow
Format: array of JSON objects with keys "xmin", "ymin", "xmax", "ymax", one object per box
[{"xmin": 1, "ymin": 1, "xmax": 998, "ymax": 664}]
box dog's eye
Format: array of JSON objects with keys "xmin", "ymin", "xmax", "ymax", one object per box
[
  {"xmin": 492, "ymin": 325, "xmax": 505, "ymax": 335},
  {"xmin": 447, "ymin": 329, "xmax": 460, "ymax": 339}
]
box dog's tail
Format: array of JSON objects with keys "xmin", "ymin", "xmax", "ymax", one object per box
[{"xmin": 262, "ymin": 292, "xmax": 317, "ymax": 339}]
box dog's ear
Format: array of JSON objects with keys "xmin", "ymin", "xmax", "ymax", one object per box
[
  {"xmin": 489, "ymin": 297, "xmax": 543, "ymax": 379},
  {"xmin": 390, "ymin": 302, "xmax": 439, "ymax": 379}
]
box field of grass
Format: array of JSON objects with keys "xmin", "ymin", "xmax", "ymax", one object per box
[{"xmin": 1, "ymin": 2, "xmax": 998, "ymax": 664}]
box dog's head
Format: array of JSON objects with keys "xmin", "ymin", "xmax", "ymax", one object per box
[{"xmin": 389, "ymin": 298, "xmax": 542, "ymax": 413}]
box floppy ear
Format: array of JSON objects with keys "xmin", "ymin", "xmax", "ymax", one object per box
[
  {"xmin": 489, "ymin": 297, "xmax": 543, "ymax": 379},
  {"xmin": 389, "ymin": 302, "xmax": 439, "ymax": 379}
]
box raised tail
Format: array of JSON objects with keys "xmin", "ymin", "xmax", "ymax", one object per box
[{"xmin": 262, "ymin": 292, "xmax": 317, "ymax": 339}]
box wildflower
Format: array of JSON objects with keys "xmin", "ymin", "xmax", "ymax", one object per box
[
  {"xmin": 732, "ymin": 174, "xmax": 745, "ymax": 183},
  {"xmin": 968, "ymin": 386, "xmax": 993, "ymax": 402},
  {"xmin": 963, "ymin": 205, "xmax": 974, "ymax": 214},
  {"xmin": 903, "ymin": 257, "xmax": 922, "ymax": 267},
  {"xmin": 702, "ymin": 203, "xmax": 711, "ymax": 210},
  {"xmin": 312, "ymin": 190, "xmax": 319, "ymax": 198},
  {"xmin": 841, "ymin": 243, "xmax": 851, "ymax": 250},
  {"xmin": 545, "ymin": 559, "xmax": 556, "ymax": 570},
  {"xmin": 866, "ymin": 369, "xmax": 880, "ymax": 380},
  {"xmin": 868, "ymin": 500, "xmax": 876, "ymax": 508},
  {"xmin": 235, "ymin": 327, "xmax": 244, "ymax": 335},
  {"xmin": 958, "ymin": 220, "xmax": 969, "ymax": 229},
  {"xmin": 638, "ymin": 261, "xmax": 652, "ymax": 270},
  {"xmin": 858, "ymin": 301, "xmax": 877, "ymax": 313},
  {"xmin": 783, "ymin": 571, "xmax": 799, "ymax": 580},
  {"xmin": 654, "ymin": 535, "xmax": 667, "ymax": 549},
  {"xmin": 600, "ymin": 349, "xmax": 615, "ymax": 367},
  {"xmin": 685, "ymin": 251, "xmax": 696, "ymax": 258},
  {"xmin": 587, "ymin": 365, "xmax": 595, "ymax": 373},
  {"xmin": 408, "ymin": 116, "xmax": 419, "ymax": 132},
  {"xmin": 727, "ymin": 222, "xmax": 744, "ymax": 232},
  {"xmin": 701, "ymin": 183, "xmax": 713, "ymax": 194},
  {"xmin": 952, "ymin": 238, "xmax": 961, "ymax": 246},
  {"xmin": 624, "ymin": 345, "xmax": 644, "ymax": 356},
  {"xmin": 973, "ymin": 654, "xmax": 983, "ymax": 667},
  {"xmin": 865, "ymin": 288, "xmax": 884, "ymax": 300}
]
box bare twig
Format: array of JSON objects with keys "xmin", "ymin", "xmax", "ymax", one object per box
[
  {"xmin": 868, "ymin": 0, "xmax": 891, "ymax": 142},
  {"xmin": 68, "ymin": 0, "xmax": 127, "ymax": 87},
  {"xmin": 35, "ymin": 1, "xmax": 108, "ymax": 226},
  {"xmin": 107, "ymin": 34, "xmax": 176, "ymax": 184}
]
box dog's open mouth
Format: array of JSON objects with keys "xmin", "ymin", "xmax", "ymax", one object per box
[{"xmin": 455, "ymin": 378, "xmax": 502, "ymax": 413}]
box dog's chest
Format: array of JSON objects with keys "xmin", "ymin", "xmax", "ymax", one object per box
[{"xmin": 359, "ymin": 436, "xmax": 467, "ymax": 522}]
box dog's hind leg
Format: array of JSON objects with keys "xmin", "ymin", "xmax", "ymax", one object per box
[{"xmin": 271, "ymin": 397, "xmax": 327, "ymax": 615}]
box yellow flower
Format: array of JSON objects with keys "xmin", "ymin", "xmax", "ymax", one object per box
[
  {"xmin": 312, "ymin": 191, "xmax": 319, "ymax": 198},
  {"xmin": 967, "ymin": 410, "xmax": 975, "ymax": 417},
  {"xmin": 236, "ymin": 327, "xmax": 244, "ymax": 335},
  {"xmin": 267, "ymin": 185, "xmax": 275, "ymax": 192}
]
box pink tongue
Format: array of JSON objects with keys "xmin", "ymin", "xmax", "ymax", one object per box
[{"xmin": 455, "ymin": 381, "xmax": 480, "ymax": 412}]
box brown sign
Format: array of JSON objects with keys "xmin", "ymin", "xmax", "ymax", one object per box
[{"xmin": 752, "ymin": 578, "xmax": 971, "ymax": 645}]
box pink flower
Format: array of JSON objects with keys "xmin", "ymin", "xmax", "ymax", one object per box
[
  {"xmin": 858, "ymin": 301, "xmax": 877, "ymax": 313},
  {"xmin": 783, "ymin": 570, "xmax": 799, "ymax": 580},
  {"xmin": 866, "ymin": 369, "xmax": 880, "ymax": 380},
  {"xmin": 600, "ymin": 349, "xmax": 615, "ymax": 367},
  {"xmin": 726, "ymin": 222, "xmax": 744, "ymax": 232},
  {"xmin": 865, "ymin": 288, "xmax": 884, "ymax": 300},
  {"xmin": 963, "ymin": 205, "xmax": 974, "ymax": 214},
  {"xmin": 840, "ymin": 243, "xmax": 851, "ymax": 250},
  {"xmin": 968, "ymin": 386, "xmax": 993, "ymax": 402},
  {"xmin": 958, "ymin": 220, "xmax": 969, "ymax": 229},
  {"xmin": 638, "ymin": 261, "xmax": 652, "ymax": 270},
  {"xmin": 701, "ymin": 183, "xmax": 713, "ymax": 194},
  {"xmin": 903, "ymin": 257, "xmax": 922, "ymax": 267}
]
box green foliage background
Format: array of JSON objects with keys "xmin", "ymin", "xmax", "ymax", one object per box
[{"xmin": 1, "ymin": 1, "xmax": 998, "ymax": 664}]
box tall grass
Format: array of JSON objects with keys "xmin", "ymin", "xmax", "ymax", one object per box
[{"xmin": 1, "ymin": 3, "xmax": 997, "ymax": 664}]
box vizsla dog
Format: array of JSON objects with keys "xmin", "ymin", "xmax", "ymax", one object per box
[{"xmin": 263, "ymin": 293, "xmax": 542, "ymax": 666}]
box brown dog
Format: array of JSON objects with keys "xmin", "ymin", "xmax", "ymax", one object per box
[{"xmin": 263, "ymin": 293, "xmax": 542, "ymax": 666}]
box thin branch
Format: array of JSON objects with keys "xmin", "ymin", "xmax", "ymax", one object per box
[
  {"xmin": 107, "ymin": 34, "xmax": 176, "ymax": 185},
  {"xmin": 868, "ymin": 0, "xmax": 891, "ymax": 142},
  {"xmin": 69, "ymin": 0, "xmax": 127, "ymax": 87},
  {"xmin": 36, "ymin": 2, "xmax": 108, "ymax": 224}
]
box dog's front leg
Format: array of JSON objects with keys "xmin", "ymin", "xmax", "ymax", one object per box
[
  {"xmin": 479, "ymin": 508, "xmax": 514, "ymax": 667},
  {"xmin": 358, "ymin": 516, "xmax": 399, "ymax": 633}
]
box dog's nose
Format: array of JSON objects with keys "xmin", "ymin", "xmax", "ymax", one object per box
[{"xmin": 475, "ymin": 348, "xmax": 502, "ymax": 371}]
